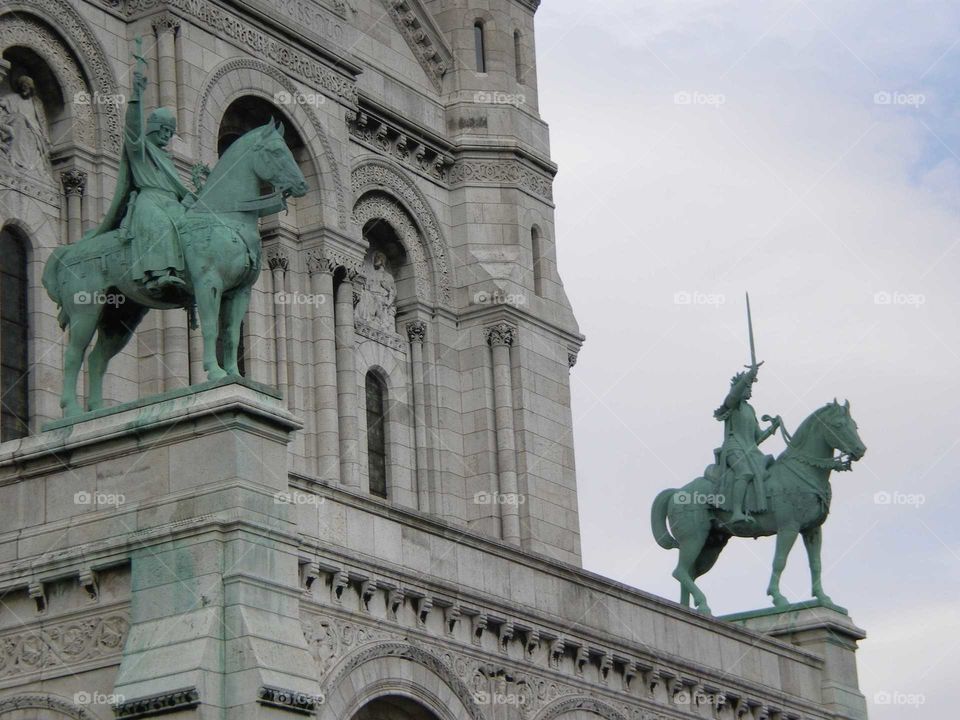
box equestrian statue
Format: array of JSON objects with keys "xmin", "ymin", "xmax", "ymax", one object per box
[
  {"xmin": 650, "ymin": 295, "xmax": 867, "ymax": 615},
  {"xmin": 42, "ymin": 41, "xmax": 307, "ymax": 417}
]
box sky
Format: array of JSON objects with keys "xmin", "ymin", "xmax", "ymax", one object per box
[{"xmin": 535, "ymin": 2, "xmax": 960, "ymax": 718}]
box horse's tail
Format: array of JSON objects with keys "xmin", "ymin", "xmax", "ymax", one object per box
[
  {"xmin": 651, "ymin": 489, "xmax": 679, "ymax": 549},
  {"xmin": 41, "ymin": 244, "xmax": 71, "ymax": 329}
]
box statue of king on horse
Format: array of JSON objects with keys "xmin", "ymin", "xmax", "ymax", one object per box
[
  {"xmin": 651, "ymin": 295, "xmax": 867, "ymax": 615},
  {"xmin": 42, "ymin": 42, "xmax": 308, "ymax": 417}
]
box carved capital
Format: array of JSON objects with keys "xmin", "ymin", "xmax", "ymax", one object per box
[
  {"xmin": 306, "ymin": 250, "xmax": 337, "ymax": 275},
  {"xmin": 151, "ymin": 12, "xmax": 181, "ymax": 36},
  {"xmin": 268, "ymin": 253, "xmax": 290, "ymax": 273},
  {"xmin": 406, "ymin": 320, "xmax": 427, "ymax": 344},
  {"xmin": 60, "ymin": 168, "xmax": 87, "ymax": 196},
  {"xmin": 485, "ymin": 322, "xmax": 516, "ymax": 348}
]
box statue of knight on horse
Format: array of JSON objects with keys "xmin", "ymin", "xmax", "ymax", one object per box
[
  {"xmin": 651, "ymin": 295, "xmax": 867, "ymax": 615},
  {"xmin": 42, "ymin": 41, "xmax": 308, "ymax": 417}
]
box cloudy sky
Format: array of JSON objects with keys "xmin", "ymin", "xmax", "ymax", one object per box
[{"xmin": 535, "ymin": 2, "xmax": 960, "ymax": 717}]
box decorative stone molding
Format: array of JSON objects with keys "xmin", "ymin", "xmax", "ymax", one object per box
[
  {"xmin": 498, "ymin": 620, "xmax": 514, "ymax": 653},
  {"xmin": 471, "ymin": 612, "xmax": 487, "ymax": 645},
  {"xmin": 27, "ymin": 582, "xmax": 46, "ymax": 613},
  {"xmin": 306, "ymin": 250, "xmax": 338, "ymax": 275},
  {"xmin": 406, "ymin": 320, "xmax": 427, "ymax": 344},
  {"xmin": 306, "ymin": 247, "xmax": 363, "ymax": 279},
  {"xmin": 348, "ymin": 110, "xmax": 453, "ymax": 181},
  {"xmin": 537, "ymin": 696, "xmax": 629, "ymax": 720},
  {"xmin": 387, "ymin": 587, "xmax": 405, "ymax": 619},
  {"xmin": 60, "ymin": 168, "xmax": 87, "ymax": 196},
  {"xmin": 444, "ymin": 603, "xmax": 461, "ymax": 635},
  {"xmin": 78, "ymin": 567, "xmax": 99, "ymax": 601},
  {"xmin": 0, "ymin": 172, "xmax": 60, "ymax": 206},
  {"xmin": 568, "ymin": 350, "xmax": 579, "ymax": 368},
  {"xmin": 268, "ymin": 252, "xmax": 290, "ymax": 273},
  {"xmin": 416, "ymin": 596, "xmax": 433, "ymax": 626},
  {"xmin": 355, "ymin": 320, "xmax": 405, "ymax": 352},
  {"xmin": 114, "ymin": 687, "xmax": 200, "ymax": 719},
  {"xmin": 0, "ymin": 0, "xmax": 122, "ymax": 154},
  {"xmin": 485, "ymin": 322, "xmax": 516, "ymax": 348},
  {"xmin": 0, "ymin": 694, "xmax": 91, "ymax": 719},
  {"xmin": 150, "ymin": 11, "xmax": 181, "ymax": 36},
  {"xmin": 0, "ymin": 611, "xmax": 127, "ymax": 678},
  {"xmin": 359, "ymin": 579, "xmax": 377, "ymax": 611},
  {"xmin": 352, "ymin": 160, "xmax": 451, "ymax": 305},
  {"xmin": 195, "ymin": 57, "xmax": 349, "ymax": 229},
  {"xmin": 257, "ymin": 685, "xmax": 320, "ymax": 714},
  {"xmin": 380, "ymin": 0, "xmax": 453, "ymax": 92},
  {"xmin": 331, "ymin": 569, "xmax": 350, "ymax": 602},
  {"xmin": 449, "ymin": 158, "xmax": 554, "ymax": 203}
]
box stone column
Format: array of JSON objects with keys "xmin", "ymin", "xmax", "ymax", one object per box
[
  {"xmin": 335, "ymin": 270, "xmax": 360, "ymax": 487},
  {"xmin": 308, "ymin": 252, "xmax": 339, "ymax": 481},
  {"xmin": 152, "ymin": 14, "xmax": 180, "ymax": 114},
  {"xmin": 485, "ymin": 322, "xmax": 521, "ymax": 545},
  {"xmin": 60, "ymin": 169, "xmax": 86, "ymax": 244},
  {"xmin": 269, "ymin": 254, "xmax": 290, "ymax": 399},
  {"xmin": 406, "ymin": 321, "xmax": 431, "ymax": 512}
]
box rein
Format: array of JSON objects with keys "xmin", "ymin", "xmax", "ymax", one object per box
[
  {"xmin": 190, "ymin": 190, "xmax": 288, "ymax": 215},
  {"xmin": 773, "ymin": 416, "xmax": 852, "ymax": 472}
]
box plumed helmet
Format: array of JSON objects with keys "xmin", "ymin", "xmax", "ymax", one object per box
[{"xmin": 146, "ymin": 107, "xmax": 177, "ymax": 134}]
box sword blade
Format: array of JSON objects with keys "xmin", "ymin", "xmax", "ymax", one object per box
[{"xmin": 746, "ymin": 292, "xmax": 757, "ymax": 368}]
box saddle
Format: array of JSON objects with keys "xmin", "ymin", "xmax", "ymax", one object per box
[{"xmin": 703, "ymin": 448, "xmax": 776, "ymax": 513}]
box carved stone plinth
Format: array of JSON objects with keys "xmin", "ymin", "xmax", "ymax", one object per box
[
  {"xmin": 723, "ymin": 601, "xmax": 868, "ymax": 720},
  {"xmin": 7, "ymin": 381, "xmax": 318, "ymax": 719}
]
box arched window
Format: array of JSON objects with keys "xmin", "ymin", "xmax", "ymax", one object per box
[
  {"xmin": 365, "ymin": 371, "xmax": 388, "ymax": 498},
  {"xmin": 531, "ymin": 226, "xmax": 545, "ymax": 297},
  {"xmin": 474, "ymin": 21, "xmax": 487, "ymax": 73},
  {"xmin": 0, "ymin": 227, "xmax": 30, "ymax": 441},
  {"xmin": 514, "ymin": 30, "xmax": 524, "ymax": 83}
]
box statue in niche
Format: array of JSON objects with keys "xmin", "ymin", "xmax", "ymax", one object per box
[
  {"xmin": 0, "ymin": 68, "xmax": 52, "ymax": 179},
  {"xmin": 356, "ymin": 250, "xmax": 397, "ymax": 333}
]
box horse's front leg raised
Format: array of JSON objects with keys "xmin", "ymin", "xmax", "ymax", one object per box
[
  {"xmin": 194, "ymin": 277, "xmax": 227, "ymax": 381},
  {"xmin": 802, "ymin": 526, "xmax": 833, "ymax": 605},
  {"xmin": 767, "ymin": 525, "xmax": 800, "ymax": 608}
]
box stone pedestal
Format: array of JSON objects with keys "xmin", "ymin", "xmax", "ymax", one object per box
[
  {"xmin": 723, "ymin": 601, "xmax": 868, "ymax": 720},
  {"xmin": 8, "ymin": 381, "xmax": 320, "ymax": 719}
]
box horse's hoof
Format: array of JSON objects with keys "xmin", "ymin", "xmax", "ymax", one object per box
[
  {"xmin": 815, "ymin": 593, "xmax": 833, "ymax": 606},
  {"xmin": 771, "ymin": 595, "xmax": 790, "ymax": 609},
  {"xmin": 698, "ymin": 605, "xmax": 713, "ymax": 616}
]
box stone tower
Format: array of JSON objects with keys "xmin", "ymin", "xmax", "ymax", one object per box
[{"xmin": 0, "ymin": 0, "xmax": 866, "ymax": 719}]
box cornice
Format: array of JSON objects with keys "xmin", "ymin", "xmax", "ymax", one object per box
[{"xmin": 381, "ymin": 0, "xmax": 455, "ymax": 92}]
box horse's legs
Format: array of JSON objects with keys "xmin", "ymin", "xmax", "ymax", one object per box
[
  {"xmin": 219, "ymin": 288, "xmax": 250, "ymax": 377},
  {"xmin": 767, "ymin": 525, "xmax": 800, "ymax": 608},
  {"xmin": 802, "ymin": 526, "xmax": 832, "ymax": 605},
  {"xmin": 62, "ymin": 309, "xmax": 100, "ymax": 417},
  {"xmin": 671, "ymin": 526, "xmax": 712, "ymax": 614},
  {"xmin": 195, "ymin": 279, "xmax": 227, "ymax": 381},
  {"xmin": 88, "ymin": 303, "xmax": 148, "ymax": 410},
  {"xmin": 680, "ymin": 587, "xmax": 690, "ymax": 608}
]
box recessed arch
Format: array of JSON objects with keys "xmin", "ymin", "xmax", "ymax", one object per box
[
  {"xmin": 0, "ymin": 692, "xmax": 93, "ymax": 718},
  {"xmin": 0, "ymin": 223, "xmax": 30, "ymax": 441},
  {"xmin": 195, "ymin": 57, "xmax": 347, "ymax": 230}
]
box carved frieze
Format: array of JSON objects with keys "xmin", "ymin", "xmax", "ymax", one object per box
[
  {"xmin": 449, "ymin": 159, "xmax": 554, "ymax": 203},
  {"xmin": 348, "ymin": 110, "xmax": 452, "ymax": 182},
  {"xmin": 114, "ymin": 687, "xmax": 200, "ymax": 719},
  {"xmin": 0, "ymin": 612, "xmax": 128, "ymax": 679},
  {"xmin": 381, "ymin": 0, "xmax": 453, "ymax": 92}
]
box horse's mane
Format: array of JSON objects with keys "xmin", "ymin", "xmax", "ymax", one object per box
[
  {"xmin": 201, "ymin": 127, "xmax": 264, "ymax": 190},
  {"xmin": 788, "ymin": 403, "xmax": 838, "ymax": 447}
]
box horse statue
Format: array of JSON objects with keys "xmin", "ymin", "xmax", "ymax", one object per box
[
  {"xmin": 650, "ymin": 399, "xmax": 866, "ymax": 615},
  {"xmin": 42, "ymin": 118, "xmax": 308, "ymax": 416}
]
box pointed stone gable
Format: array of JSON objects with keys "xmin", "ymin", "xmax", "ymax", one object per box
[{"xmin": 381, "ymin": 0, "xmax": 454, "ymax": 92}]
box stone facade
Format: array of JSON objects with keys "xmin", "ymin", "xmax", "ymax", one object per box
[{"xmin": 0, "ymin": 1, "xmax": 866, "ymax": 719}]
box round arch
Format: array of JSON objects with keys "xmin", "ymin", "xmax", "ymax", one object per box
[
  {"xmin": 351, "ymin": 158, "xmax": 450, "ymax": 306},
  {"xmin": 0, "ymin": 0, "xmax": 121, "ymax": 155},
  {"xmin": 195, "ymin": 57, "xmax": 347, "ymax": 230},
  {"xmin": 0, "ymin": 693, "xmax": 92, "ymax": 719},
  {"xmin": 533, "ymin": 696, "xmax": 629, "ymax": 720},
  {"xmin": 320, "ymin": 642, "xmax": 485, "ymax": 720}
]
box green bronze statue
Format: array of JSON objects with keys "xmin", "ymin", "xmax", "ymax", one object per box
[
  {"xmin": 42, "ymin": 45, "xmax": 308, "ymax": 416},
  {"xmin": 651, "ymin": 295, "xmax": 867, "ymax": 615}
]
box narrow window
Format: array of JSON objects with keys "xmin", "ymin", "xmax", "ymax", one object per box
[
  {"xmin": 0, "ymin": 227, "xmax": 29, "ymax": 441},
  {"xmin": 366, "ymin": 371, "xmax": 387, "ymax": 498},
  {"xmin": 531, "ymin": 227, "xmax": 545, "ymax": 297},
  {"xmin": 514, "ymin": 30, "xmax": 524, "ymax": 83},
  {"xmin": 474, "ymin": 21, "xmax": 487, "ymax": 73}
]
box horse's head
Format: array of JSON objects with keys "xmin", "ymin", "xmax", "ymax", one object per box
[
  {"xmin": 252, "ymin": 120, "xmax": 308, "ymax": 200},
  {"xmin": 818, "ymin": 399, "xmax": 867, "ymax": 464}
]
